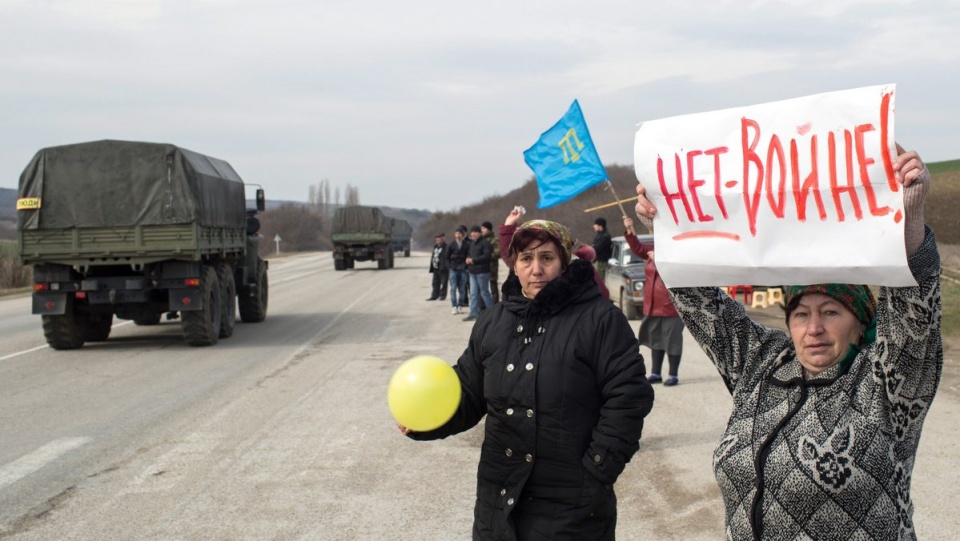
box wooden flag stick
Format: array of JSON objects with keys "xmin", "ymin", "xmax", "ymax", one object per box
[
  {"xmin": 600, "ymin": 180, "xmax": 636, "ymax": 234},
  {"xmin": 583, "ymin": 195, "xmax": 639, "ymax": 213}
]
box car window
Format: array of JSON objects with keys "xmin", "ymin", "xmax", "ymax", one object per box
[{"xmin": 623, "ymin": 248, "xmax": 644, "ymax": 266}]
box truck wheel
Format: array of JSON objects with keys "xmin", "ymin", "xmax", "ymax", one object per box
[
  {"xmin": 334, "ymin": 259, "xmax": 346, "ymax": 271},
  {"xmin": 389, "ymin": 251, "xmax": 396, "ymax": 268},
  {"xmin": 620, "ymin": 289, "xmax": 640, "ymax": 320},
  {"xmin": 346, "ymin": 257, "xmax": 354, "ymax": 269},
  {"xmin": 404, "ymin": 246, "xmax": 410, "ymax": 257},
  {"xmin": 239, "ymin": 262, "xmax": 268, "ymax": 323},
  {"xmin": 134, "ymin": 312, "xmax": 162, "ymax": 325},
  {"xmin": 41, "ymin": 298, "xmax": 85, "ymax": 350},
  {"xmin": 82, "ymin": 313, "xmax": 114, "ymax": 342},
  {"xmin": 181, "ymin": 266, "xmax": 222, "ymax": 347},
  {"xmin": 217, "ymin": 262, "xmax": 237, "ymax": 338}
]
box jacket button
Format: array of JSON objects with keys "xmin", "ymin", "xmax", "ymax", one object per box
[
  {"xmin": 507, "ymin": 498, "xmax": 515, "ymax": 506},
  {"xmin": 525, "ymin": 454, "xmax": 533, "ymax": 462},
  {"xmin": 506, "ymin": 364, "xmax": 515, "ymax": 372},
  {"xmin": 505, "ymin": 448, "xmax": 513, "ymax": 457},
  {"xmin": 500, "ymin": 489, "xmax": 507, "ymax": 496},
  {"xmin": 525, "ymin": 363, "xmax": 534, "ymax": 371},
  {"xmin": 516, "ymin": 325, "xmax": 523, "ymax": 333},
  {"xmin": 506, "ymin": 408, "xmax": 514, "ymax": 416},
  {"xmin": 594, "ymin": 454, "xmax": 602, "ymax": 463},
  {"xmin": 526, "ymin": 409, "xmax": 534, "ymax": 418}
]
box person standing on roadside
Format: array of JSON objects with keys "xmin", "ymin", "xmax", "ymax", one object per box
[
  {"xmin": 427, "ymin": 233, "xmax": 449, "ymax": 301},
  {"xmin": 463, "ymin": 225, "xmax": 493, "ymax": 322},
  {"xmin": 401, "ymin": 218, "xmax": 654, "ymax": 540},
  {"xmin": 633, "ymin": 145, "xmax": 942, "ymax": 539},
  {"xmin": 622, "ymin": 216, "xmax": 684, "ymax": 386},
  {"xmin": 446, "ymin": 226, "xmax": 470, "ymax": 315},
  {"xmin": 592, "ymin": 217, "xmax": 613, "ymax": 278},
  {"xmin": 481, "ymin": 221, "xmax": 501, "ymax": 304}
]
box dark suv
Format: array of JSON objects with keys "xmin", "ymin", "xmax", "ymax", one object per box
[{"xmin": 603, "ymin": 234, "xmax": 652, "ymax": 320}]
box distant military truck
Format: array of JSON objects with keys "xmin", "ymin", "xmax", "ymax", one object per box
[
  {"xmin": 389, "ymin": 218, "xmax": 412, "ymax": 257},
  {"xmin": 16, "ymin": 140, "xmax": 269, "ymax": 349},
  {"xmin": 331, "ymin": 206, "xmax": 394, "ymax": 270}
]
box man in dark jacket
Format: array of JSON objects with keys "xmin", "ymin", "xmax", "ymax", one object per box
[
  {"xmin": 446, "ymin": 226, "xmax": 470, "ymax": 315},
  {"xmin": 406, "ymin": 219, "xmax": 654, "ymax": 540},
  {"xmin": 480, "ymin": 221, "xmax": 501, "ymax": 304},
  {"xmin": 463, "ymin": 225, "xmax": 493, "ymax": 321},
  {"xmin": 592, "ymin": 217, "xmax": 613, "ymax": 278},
  {"xmin": 427, "ymin": 233, "xmax": 449, "ymax": 301}
]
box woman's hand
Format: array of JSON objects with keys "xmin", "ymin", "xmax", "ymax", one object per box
[
  {"xmin": 622, "ymin": 216, "xmax": 634, "ymax": 232},
  {"xmin": 504, "ymin": 207, "xmax": 524, "ymax": 226},
  {"xmin": 397, "ymin": 422, "xmax": 412, "ymax": 436},
  {"xmin": 894, "ymin": 143, "xmax": 926, "ymax": 187},
  {"xmin": 895, "ymin": 144, "xmax": 929, "ymax": 256},
  {"xmin": 634, "ymin": 183, "xmax": 656, "ymax": 233}
]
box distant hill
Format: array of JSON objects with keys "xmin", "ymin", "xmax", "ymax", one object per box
[{"xmin": 415, "ymin": 158, "xmax": 960, "ymax": 249}]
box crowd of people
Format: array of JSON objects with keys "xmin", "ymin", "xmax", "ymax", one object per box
[{"xmin": 409, "ymin": 145, "xmax": 943, "ymax": 540}]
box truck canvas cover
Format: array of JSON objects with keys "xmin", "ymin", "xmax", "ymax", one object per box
[
  {"xmin": 17, "ymin": 140, "xmax": 247, "ymax": 230},
  {"xmin": 332, "ymin": 206, "xmax": 391, "ymax": 235},
  {"xmin": 389, "ymin": 218, "xmax": 412, "ymax": 238}
]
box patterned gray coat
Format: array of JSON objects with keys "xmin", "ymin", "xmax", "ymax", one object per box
[{"xmin": 669, "ymin": 228, "xmax": 942, "ymax": 540}]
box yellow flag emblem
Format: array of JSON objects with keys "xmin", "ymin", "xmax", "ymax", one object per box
[{"xmin": 17, "ymin": 197, "xmax": 42, "ymax": 210}]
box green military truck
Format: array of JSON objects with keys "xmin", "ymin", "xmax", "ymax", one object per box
[
  {"xmin": 16, "ymin": 140, "xmax": 269, "ymax": 349},
  {"xmin": 331, "ymin": 205, "xmax": 394, "ymax": 270},
  {"xmin": 389, "ymin": 217, "xmax": 412, "ymax": 257}
]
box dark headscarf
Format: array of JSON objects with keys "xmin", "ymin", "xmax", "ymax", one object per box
[{"xmin": 784, "ymin": 284, "xmax": 876, "ymax": 325}]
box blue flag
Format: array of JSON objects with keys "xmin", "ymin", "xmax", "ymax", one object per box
[{"xmin": 523, "ymin": 99, "xmax": 607, "ymax": 209}]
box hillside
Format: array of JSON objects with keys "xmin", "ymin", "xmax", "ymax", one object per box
[{"xmin": 415, "ymin": 161, "xmax": 960, "ymax": 248}]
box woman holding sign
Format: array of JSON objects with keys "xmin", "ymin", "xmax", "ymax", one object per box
[
  {"xmin": 402, "ymin": 218, "xmax": 654, "ymax": 541},
  {"xmin": 635, "ymin": 146, "xmax": 941, "ymax": 540}
]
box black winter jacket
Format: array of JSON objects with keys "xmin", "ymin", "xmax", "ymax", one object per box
[
  {"xmin": 447, "ymin": 238, "xmax": 470, "ymax": 271},
  {"xmin": 411, "ymin": 259, "xmax": 654, "ymax": 540},
  {"xmin": 592, "ymin": 230, "xmax": 612, "ymax": 262},
  {"xmin": 466, "ymin": 236, "xmax": 493, "ymax": 274}
]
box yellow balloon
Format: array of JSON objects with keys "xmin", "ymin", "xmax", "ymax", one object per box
[{"xmin": 388, "ymin": 355, "xmax": 461, "ymax": 432}]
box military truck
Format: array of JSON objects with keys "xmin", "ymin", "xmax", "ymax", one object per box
[
  {"xmin": 389, "ymin": 218, "xmax": 412, "ymax": 257},
  {"xmin": 16, "ymin": 140, "xmax": 269, "ymax": 349},
  {"xmin": 331, "ymin": 206, "xmax": 394, "ymax": 270}
]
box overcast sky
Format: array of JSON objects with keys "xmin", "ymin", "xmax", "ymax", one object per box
[{"xmin": 2, "ymin": 0, "xmax": 957, "ymax": 211}]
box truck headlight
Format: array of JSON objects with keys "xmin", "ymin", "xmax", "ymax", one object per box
[{"xmin": 633, "ymin": 281, "xmax": 643, "ymax": 291}]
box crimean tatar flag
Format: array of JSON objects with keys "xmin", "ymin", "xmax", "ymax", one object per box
[{"xmin": 523, "ymin": 99, "xmax": 607, "ymax": 209}]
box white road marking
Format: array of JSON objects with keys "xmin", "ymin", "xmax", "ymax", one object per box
[
  {"xmin": 0, "ymin": 437, "xmax": 92, "ymax": 490},
  {"xmin": 0, "ymin": 321, "xmax": 134, "ymax": 363},
  {"xmin": 0, "ymin": 345, "xmax": 49, "ymax": 362}
]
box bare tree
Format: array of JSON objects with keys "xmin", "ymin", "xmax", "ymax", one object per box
[
  {"xmin": 345, "ymin": 184, "xmax": 360, "ymax": 206},
  {"xmin": 323, "ymin": 180, "xmax": 332, "ymax": 217}
]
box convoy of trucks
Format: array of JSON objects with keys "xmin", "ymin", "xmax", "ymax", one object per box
[
  {"xmin": 331, "ymin": 205, "xmax": 408, "ymax": 270},
  {"xmin": 16, "ymin": 140, "xmax": 269, "ymax": 349},
  {"xmin": 389, "ymin": 217, "xmax": 412, "ymax": 257}
]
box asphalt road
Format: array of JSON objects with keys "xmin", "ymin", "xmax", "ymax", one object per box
[{"xmin": 0, "ymin": 252, "xmax": 957, "ymax": 540}]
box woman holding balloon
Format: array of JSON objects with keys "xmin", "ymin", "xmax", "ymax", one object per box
[{"xmin": 401, "ymin": 218, "xmax": 655, "ymax": 541}]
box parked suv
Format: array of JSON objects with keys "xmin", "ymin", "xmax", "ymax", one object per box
[{"xmin": 603, "ymin": 234, "xmax": 653, "ymax": 320}]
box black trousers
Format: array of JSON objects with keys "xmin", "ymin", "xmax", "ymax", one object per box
[{"xmin": 431, "ymin": 269, "xmax": 449, "ymax": 299}]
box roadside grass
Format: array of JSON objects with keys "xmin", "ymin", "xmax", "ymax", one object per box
[
  {"xmin": 0, "ymin": 240, "xmax": 31, "ymax": 290},
  {"xmin": 927, "ymin": 159, "xmax": 960, "ymax": 174},
  {"xmin": 940, "ymin": 279, "xmax": 960, "ymax": 337}
]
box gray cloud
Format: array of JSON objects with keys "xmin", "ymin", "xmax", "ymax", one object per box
[{"xmin": 1, "ymin": 0, "xmax": 957, "ymax": 210}]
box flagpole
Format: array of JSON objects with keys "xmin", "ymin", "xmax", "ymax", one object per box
[
  {"xmin": 602, "ymin": 180, "xmax": 640, "ymax": 235},
  {"xmin": 583, "ymin": 196, "xmax": 639, "ymax": 213}
]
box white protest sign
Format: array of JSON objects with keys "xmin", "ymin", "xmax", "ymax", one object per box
[{"xmin": 633, "ymin": 84, "xmax": 915, "ymax": 288}]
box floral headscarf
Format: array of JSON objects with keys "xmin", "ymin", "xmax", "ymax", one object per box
[{"xmin": 513, "ymin": 220, "xmax": 574, "ymax": 263}]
